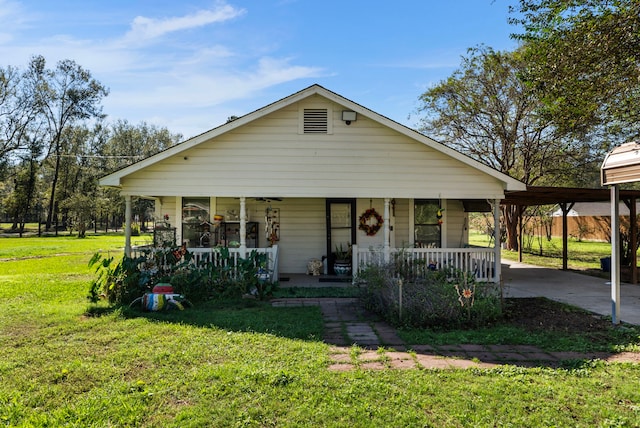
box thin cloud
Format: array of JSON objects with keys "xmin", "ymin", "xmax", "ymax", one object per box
[
  {"xmin": 122, "ymin": 4, "xmax": 245, "ymax": 44},
  {"xmin": 105, "ymin": 56, "xmax": 324, "ymax": 110},
  {"xmin": 0, "ymin": 0, "xmax": 26, "ymax": 43}
]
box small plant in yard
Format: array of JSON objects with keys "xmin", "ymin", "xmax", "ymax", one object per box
[
  {"xmin": 454, "ymin": 271, "xmax": 476, "ymax": 320},
  {"xmin": 88, "ymin": 252, "xmax": 150, "ymax": 304},
  {"xmin": 236, "ymin": 250, "xmax": 279, "ymax": 300}
]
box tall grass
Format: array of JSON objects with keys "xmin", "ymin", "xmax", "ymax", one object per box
[{"xmin": 2, "ymin": 235, "xmax": 640, "ymax": 426}]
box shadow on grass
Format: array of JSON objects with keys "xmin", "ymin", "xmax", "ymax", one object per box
[
  {"xmin": 83, "ymin": 305, "xmax": 121, "ymax": 318},
  {"xmin": 119, "ymin": 298, "xmax": 325, "ymax": 342},
  {"xmin": 272, "ymin": 286, "xmax": 362, "ymax": 299}
]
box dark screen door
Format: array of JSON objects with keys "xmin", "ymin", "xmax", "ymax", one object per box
[{"xmin": 326, "ymin": 199, "xmax": 356, "ymax": 274}]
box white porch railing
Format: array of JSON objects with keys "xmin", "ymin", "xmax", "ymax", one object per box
[
  {"xmin": 352, "ymin": 245, "xmax": 497, "ymax": 282},
  {"xmin": 132, "ymin": 244, "xmax": 495, "ymax": 282},
  {"xmin": 132, "ymin": 245, "xmax": 279, "ymax": 282},
  {"xmin": 188, "ymin": 246, "xmax": 279, "ymax": 282}
]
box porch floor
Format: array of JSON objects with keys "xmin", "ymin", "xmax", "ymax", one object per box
[{"xmin": 277, "ymin": 273, "xmax": 354, "ymax": 288}]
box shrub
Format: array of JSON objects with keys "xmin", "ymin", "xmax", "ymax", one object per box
[
  {"xmin": 356, "ymin": 261, "xmax": 502, "ymax": 329},
  {"xmin": 88, "ymin": 245, "xmax": 278, "ymax": 306},
  {"xmin": 88, "ymin": 253, "xmax": 150, "ymax": 304}
]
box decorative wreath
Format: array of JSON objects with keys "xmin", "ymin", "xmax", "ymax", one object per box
[{"xmin": 358, "ymin": 208, "xmax": 383, "ymax": 236}]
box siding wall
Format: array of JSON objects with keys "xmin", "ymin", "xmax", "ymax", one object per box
[
  {"xmin": 393, "ymin": 198, "xmax": 411, "ymax": 248},
  {"xmin": 121, "ymin": 95, "xmax": 506, "ymax": 199},
  {"xmin": 445, "ymin": 200, "xmax": 468, "ymax": 248}
]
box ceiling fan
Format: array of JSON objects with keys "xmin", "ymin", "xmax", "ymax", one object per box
[{"xmin": 254, "ymin": 197, "xmax": 283, "ymax": 202}]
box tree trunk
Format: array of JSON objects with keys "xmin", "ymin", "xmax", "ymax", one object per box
[
  {"xmin": 46, "ymin": 153, "xmax": 61, "ymax": 231},
  {"xmin": 503, "ymin": 205, "xmax": 520, "ymax": 251}
]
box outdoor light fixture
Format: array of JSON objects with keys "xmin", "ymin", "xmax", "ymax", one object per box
[{"xmin": 342, "ymin": 110, "xmax": 357, "ymax": 125}]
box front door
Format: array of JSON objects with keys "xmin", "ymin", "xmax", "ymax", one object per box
[{"xmin": 326, "ymin": 199, "xmax": 356, "ymax": 274}]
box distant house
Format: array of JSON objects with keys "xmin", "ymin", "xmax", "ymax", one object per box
[
  {"xmin": 99, "ymin": 85, "xmax": 525, "ymax": 282},
  {"xmin": 550, "ymin": 202, "xmax": 640, "ymax": 241}
]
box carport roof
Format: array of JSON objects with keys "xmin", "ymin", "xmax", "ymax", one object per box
[{"xmin": 503, "ymin": 186, "xmax": 640, "ymax": 206}]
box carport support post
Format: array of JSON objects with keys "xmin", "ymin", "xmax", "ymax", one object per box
[
  {"xmin": 517, "ymin": 205, "xmax": 524, "ymax": 263},
  {"xmin": 611, "ymin": 185, "xmax": 621, "ymax": 324},
  {"xmin": 628, "ymin": 196, "xmax": 638, "ymax": 284},
  {"xmin": 560, "ymin": 202, "xmax": 575, "ymax": 271}
]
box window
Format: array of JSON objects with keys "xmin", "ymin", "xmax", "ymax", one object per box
[
  {"xmin": 414, "ymin": 199, "xmax": 441, "ymax": 248},
  {"xmin": 182, "ymin": 197, "xmax": 210, "ymax": 247}
]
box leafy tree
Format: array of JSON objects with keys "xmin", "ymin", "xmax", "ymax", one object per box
[
  {"xmin": 510, "ymin": 0, "xmax": 640, "ymax": 139},
  {"xmin": 0, "ymin": 57, "xmax": 182, "ymax": 235},
  {"xmin": 0, "ymin": 65, "xmax": 39, "ymax": 172},
  {"xmin": 96, "ymin": 119, "xmax": 181, "ymax": 173},
  {"xmin": 23, "ymin": 55, "xmax": 109, "ymax": 230},
  {"xmin": 417, "ymin": 46, "xmax": 599, "ymax": 250},
  {"xmin": 60, "ymin": 193, "xmax": 93, "ymax": 238},
  {"xmin": 48, "ymin": 125, "xmax": 104, "ymax": 233},
  {"xmin": 93, "ymin": 120, "xmax": 181, "ymax": 229}
]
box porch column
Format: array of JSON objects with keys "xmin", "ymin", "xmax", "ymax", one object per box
[
  {"xmin": 493, "ymin": 198, "xmax": 501, "ymax": 283},
  {"xmin": 384, "ymin": 198, "xmax": 391, "ymax": 263},
  {"xmin": 124, "ymin": 195, "xmax": 132, "ymax": 257},
  {"xmin": 239, "ymin": 196, "xmax": 247, "ymax": 257}
]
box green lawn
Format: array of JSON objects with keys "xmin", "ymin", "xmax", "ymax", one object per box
[
  {"xmin": 469, "ymin": 230, "xmax": 613, "ymax": 270},
  {"xmin": 2, "ymin": 235, "xmax": 640, "ymax": 426}
]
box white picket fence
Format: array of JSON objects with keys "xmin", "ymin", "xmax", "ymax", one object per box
[{"xmin": 352, "ymin": 245, "xmax": 497, "ymax": 282}]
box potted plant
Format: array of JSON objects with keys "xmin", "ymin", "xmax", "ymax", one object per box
[{"xmin": 333, "ymin": 243, "xmax": 352, "ymax": 276}]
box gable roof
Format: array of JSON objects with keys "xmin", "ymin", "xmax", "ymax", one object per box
[{"xmin": 100, "ymin": 84, "xmax": 525, "ymax": 191}]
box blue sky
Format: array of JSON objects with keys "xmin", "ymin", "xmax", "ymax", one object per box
[{"xmin": 0, "ymin": 0, "xmax": 520, "ymax": 139}]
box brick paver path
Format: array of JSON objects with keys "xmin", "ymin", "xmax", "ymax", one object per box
[{"xmin": 271, "ymin": 297, "xmax": 640, "ymax": 371}]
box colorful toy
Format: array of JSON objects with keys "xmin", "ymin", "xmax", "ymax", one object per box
[{"xmin": 129, "ymin": 283, "xmax": 192, "ymax": 311}]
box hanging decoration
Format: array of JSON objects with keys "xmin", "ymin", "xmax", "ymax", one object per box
[
  {"xmin": 358, "ymin": 208, "xmax": 383, "ymax": 236},
  {"xmin": 436, "ymin": 208, "xmax": 445, "ymax": 225},
  {"xmin": 265, "ymin": 206, "xmax": 280, "ymax": 246}
]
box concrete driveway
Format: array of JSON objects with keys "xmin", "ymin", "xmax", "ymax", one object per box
[{"xmin": 502, "ymin": 260, "xmax": 640, "ymax": 326}]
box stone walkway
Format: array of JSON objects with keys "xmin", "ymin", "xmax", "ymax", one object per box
[{"xmin": 271, "ymin": 297, "xmax": 640, "ymax": 371}]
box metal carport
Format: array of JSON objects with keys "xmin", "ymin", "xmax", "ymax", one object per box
[{"xmin": 601, "ymin": 141, "xmax": 640, "ymax": 324}]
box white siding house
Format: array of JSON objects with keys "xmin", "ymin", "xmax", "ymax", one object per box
[{"xmin": 100, "ymin": 85, "xmax": 526, "ymax": 282}]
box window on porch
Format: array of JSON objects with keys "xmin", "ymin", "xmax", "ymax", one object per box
[
  {"xmin": 182, "ymin": 197, "xmax": 210, "ymax": 248},
  {"xmin": 414, "ymin": 199, "xmax": 441, "ymax": 248}
]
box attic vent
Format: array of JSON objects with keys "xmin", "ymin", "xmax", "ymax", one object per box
[{"xmin": 303, "ymin": 109, "xmax": 328, "ymax": 133}]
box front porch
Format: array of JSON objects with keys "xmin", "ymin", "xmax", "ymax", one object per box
[{"xmin": 125, "ymin": 197, "xmax": 500, "ymax": 283}]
